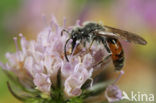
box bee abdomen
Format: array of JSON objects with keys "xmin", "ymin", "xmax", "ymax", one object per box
[{"xmin": 107, "ymin": 38, "xmax": 124, "ymax": 70}]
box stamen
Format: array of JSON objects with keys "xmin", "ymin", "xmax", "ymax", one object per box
[
  {"xmin": 50, "ymin": 20, "xmax": 53, "ymax": 31},
  {"xmin": 13, "ymin": 37, "xmax": 19, "ymax": 52},
  {"xmin": 51, "ymin": 15, "xmax": 59, "ymax": 32},
  {"xmin": 54, "ymin": 23, "xmax": 59, "ymax": 33},
  {"xmin": 19, "ymin": 33, "xmax": 27, "ymax": 52},
  {"xmin": 113, "ymin": 70, "xmax": 124, "ymax": 84},
  {"xmin": 76, "ymin": 20, "xmax": 80, "ymax": 26},
  {"xmin": 47, "ymin": 29, "xmax": 51, "ymax": 42},
  {"xmin": 50, "ymin": 20, "xmax": 59, "ymax": 34},
  {"xmin": 63, "ymin": 17, "xmax": 66, "ymax": 27},
  {"xmin": 42, "ymin": 14, "xmax": 47, "ymax": 27}
]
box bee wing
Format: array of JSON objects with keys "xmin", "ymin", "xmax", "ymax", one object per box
[
  {"xmin": 95, "ymin": 31, "xmax": 119, "ymax": 38},
  {"xmin": 102, "ymin": 25, "xmax": 147, "ymax": 45}
]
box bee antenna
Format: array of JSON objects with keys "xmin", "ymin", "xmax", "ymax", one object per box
[
  {"xmin": 64, "ymin": 38, "xmax": 70, "ymax": 62},
  {"xmin": 61, "ymin": 29, "xmax": 69, "ymax": 36}
]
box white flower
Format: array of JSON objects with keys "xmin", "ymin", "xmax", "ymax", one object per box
[
  {"xmin": 105, "ymin": 85, "xmax": 122, "ymax": 103},
  {"xmin": 34, "ymin": 73, "xmax": 51, "ymax": 94},
  {"xmin": 64, "ymin": 63, "xmax": 93, "ymax": 97},
  {"xmin": 105, "ymin": 71, "xmax": 124, "ymax": 103},
  {"xmin": 0, "ymin": 16, "xmax": 111, "ymax": 97}
]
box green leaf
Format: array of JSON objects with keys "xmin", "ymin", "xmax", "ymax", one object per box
[
  {"xmin": 7, "ymin": 81, "xmax": 26, "ymax": 101},
  {"xmin": 80, "ymin": 81, "xmax": 112, "ymax": 99},
  {"xmin": 66, "ymin": 97, "xmax": 83, "ymax": 103}
]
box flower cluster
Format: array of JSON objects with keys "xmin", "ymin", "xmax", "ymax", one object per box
[{"xmin": 0, "ymin": 16, "xmax": 123, "ymax": 103}]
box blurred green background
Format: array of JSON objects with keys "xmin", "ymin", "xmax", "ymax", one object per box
[{"xmin": 0, "ymin": 0, "xmax": 155, "ymax": 103}]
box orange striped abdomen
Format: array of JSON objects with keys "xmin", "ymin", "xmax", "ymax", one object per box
[{"xmin": 107, "ymin": 38, "xmax": 124, "ymax": 70}]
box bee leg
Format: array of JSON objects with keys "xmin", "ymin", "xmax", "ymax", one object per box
[
  {"xmin": 94, "ymin": 31, "xmax": 112, "ymax": 54},
  {"xmin": 91, "ymin": 53, "xmax": 112, "ymax": 77},
  {"xmin": 92, "ymin": 53, "xmax": 112, "ymax": 68},
  {"xmin": 64, "ymin": 38, "xmax": 70, "ymax": 62},
  {"xmin": 91, "ymin": 39, "xmax": 112, "ymax": 67},
  {"xmin": 87, "ymin": 39, "xmax": 95, "ymax": 52},
  {"xmin": 83, "ymin": 38, "xmax": 95, "ymax": 54},
  {"xmin": 61, "ymin": 29, "xmax": 69, "ymax": 36},
  {"xmin": 103, "ymin": 40, "xmax": 113, "ymax": 62},
  {"xmin": 103, "ymin": 39, "xmax": 112, "ymax": 54}
]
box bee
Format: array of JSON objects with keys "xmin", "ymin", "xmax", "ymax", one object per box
[{"xmin": 61, "ymin": 22, "xmax": 147, "ymax": 71}]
